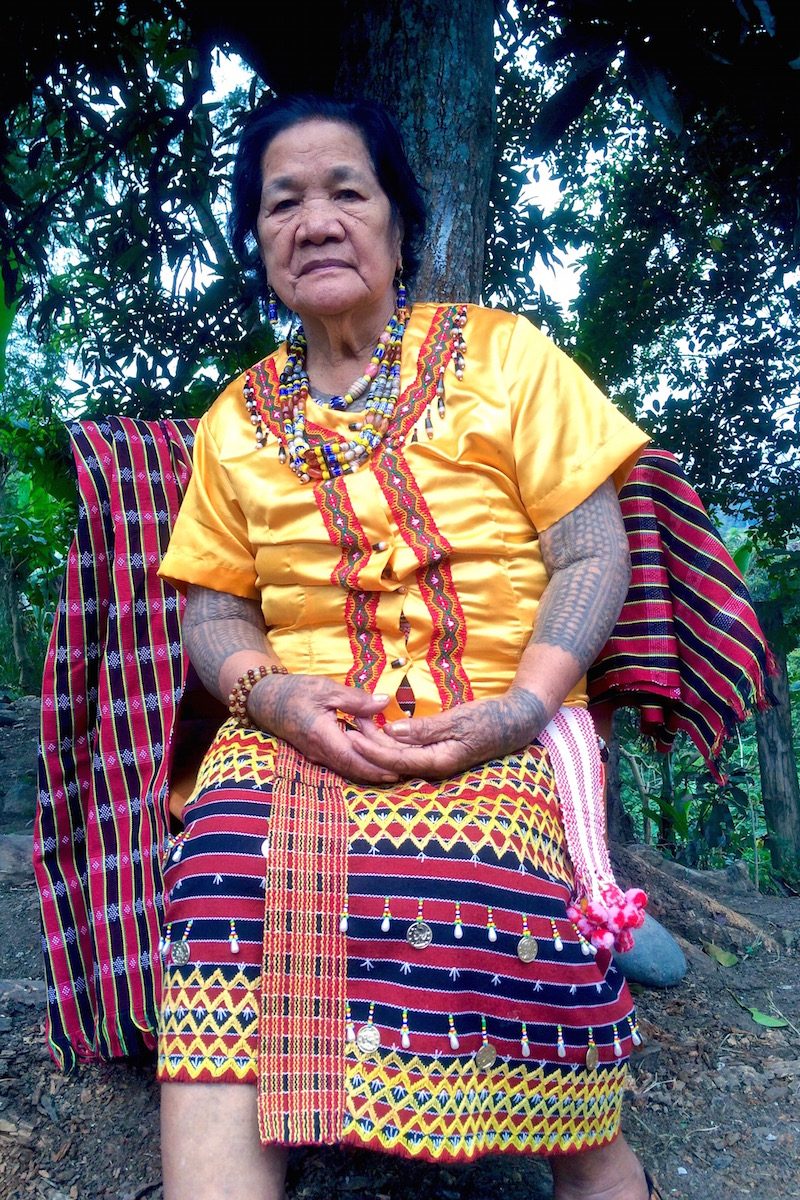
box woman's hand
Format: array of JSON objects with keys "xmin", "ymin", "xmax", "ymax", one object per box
[
  {"xmin": 345, "ymin": 685, "xmax": 548, "ymax": 780},
  {"xmin": 183, "ymin": 584, "xmax": 398, "ymax": 783},
  {"xmin": 248, "ymin": 673, "xmax": 400, "ymax": 785}
]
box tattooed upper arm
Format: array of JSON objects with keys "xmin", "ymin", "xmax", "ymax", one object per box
[
  {"xmin": 533, "ymin": 480, "xmax": 631, "ymax": 670},
  {"xmin": 183, "ymin": 584, "xmax": 269, "ymax": 697},
  {"xmin": 183, "ymin": 584, "xmax": 266, "ymax": 634}
]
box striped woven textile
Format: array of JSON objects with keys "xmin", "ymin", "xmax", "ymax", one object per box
[
  {"xmin": 587, "ymin": 448, "xmax": 776, "ymax": 777},
  {"xmin": 34, "ymin": 417, "xmax": 197, "ymax": 1069},
  {"xmin": 34, "ymin": 429, "xmax": 773, "ymax": 1070}
]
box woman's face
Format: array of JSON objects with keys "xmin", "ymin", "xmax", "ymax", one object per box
[{"xmin": 257, "ymin": 118, "xmax": 402, "ymax": 327}]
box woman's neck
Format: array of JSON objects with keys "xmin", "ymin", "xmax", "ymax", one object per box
[{"xmin": 300, "ymin": 296, "xmax": 398, "ymax": 396}]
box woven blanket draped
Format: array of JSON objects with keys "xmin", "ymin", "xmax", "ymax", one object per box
[
  {"xmin": 35, "ymin": 418, "xmax": 197, "ymax": 1069},
  {"xmin": 587, "ymin": 448, "xmax": 776, "ymax": 776},
  {"xmin": 35, "ymin": 427, "xmax": 773, "ymax": 1069}
]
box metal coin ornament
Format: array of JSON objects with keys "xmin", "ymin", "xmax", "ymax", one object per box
[
  {"xmin": 474, "ymin": 1043, "xmax": 497, "ymax": 1070},
  {"xmin": 356, "ymin": 1025, "xmax": 381, "ymax": 1053},
  {"xmin": 406, "ymin": 920, "xmax": 433, "ymax": 949},
  {"xmin": 516, "ymin": 935, "xmax": 538, "ymax": 963},
  {"xmin": 171, "ymin": 941, "xmax": 190, "ymax": 966}
]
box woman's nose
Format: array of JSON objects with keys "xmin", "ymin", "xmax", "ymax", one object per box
[{"xmin": 296, "ymin": 199, "xmax": 344, "ymax": 244}]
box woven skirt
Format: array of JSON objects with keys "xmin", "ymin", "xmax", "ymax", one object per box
[{"xmin": 157, "ymin": 718, "xmax": 638, "ymax": 1162}]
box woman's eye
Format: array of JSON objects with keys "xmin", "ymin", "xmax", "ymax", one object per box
[
  {"xmin": 271, "ymin": 198, "xmax": 297, "ymax": 213},
  {"xmin": 336, "ymin": 189, "xmax": 362, "ymax": 202}
]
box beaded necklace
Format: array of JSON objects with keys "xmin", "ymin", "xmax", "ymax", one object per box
[
  {"xmin": 244, "ymin": 301, "xmax": 469, "ymax": 484},
  {"xmin": 246, "ymin": 303, "xmax": 407, "ymax": 484}
]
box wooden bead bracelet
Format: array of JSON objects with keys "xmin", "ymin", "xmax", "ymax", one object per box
[{"xmin": 228, "ymin": 664, "xmax": 288, "ymax": 727}]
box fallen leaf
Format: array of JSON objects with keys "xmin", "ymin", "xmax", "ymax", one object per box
[
  {"xmin": 747, "ymin": 1008, "xmax": 789, "ymax": 1029},
  {"xmin": 703, "ymin": 942, "xmax": 738, "ymax": 967}
]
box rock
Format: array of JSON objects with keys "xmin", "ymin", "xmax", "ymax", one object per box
[
  {"xmin": 0, "ymin": 833, "xmax": 34, "ymax": 884},
  {"xmin": 0, "ymin": 777, "xmax": 37, "ymax": 824},
  {"xmin": 613, "ymin": 912, "xmax": 688, "ymax": 987},
  {"xmin": 0, "ymin": 978, "xmax": 46, "ymax": 1008}
]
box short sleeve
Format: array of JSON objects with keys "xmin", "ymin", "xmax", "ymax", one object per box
[
  {"xmin": 158, "ymin": 412, "xmax": 259, "ymax": 599},
  {"xmin": 505, "ymin": 316, "xmax": 649, "ymax": 532}
]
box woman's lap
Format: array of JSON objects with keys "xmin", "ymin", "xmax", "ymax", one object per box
[{"xmin": 158, "ymin": 719, "xmax": 638, "ymax": 1161}]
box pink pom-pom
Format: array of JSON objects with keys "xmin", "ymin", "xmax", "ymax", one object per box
[
  {"xmin": 605, "ymin": 906, "xmax": 627, "ymax": 934},
  {"xmin": 614, "ymin": 929, "xmax": 635, "ymax": 953},
  {"xmin": 591, "ymin": 929, "xmax": 615, "ymax": 950},
  {"xmin": 585, "ymin": 900, "xmax": 609, "ymax": 926},
  {"xmin": 625, "ymin": 888, "xmax": 648, "ymax": 908}
]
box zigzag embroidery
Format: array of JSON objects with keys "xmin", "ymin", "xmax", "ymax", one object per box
[
  {"xmin": 343, "ymin": 752, "xmax": 571, "ymax": 881},
  {"xmin": 158, "ymin": 963, "xmax": 259, "ymax": 1082},
  {"xmin": 343, "ymin": 1048, "xmax": 627, "ymax": 1160}
]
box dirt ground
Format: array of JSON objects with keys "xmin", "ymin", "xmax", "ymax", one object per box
[{"xmin": 1, "ymin": 699, "xmax": 799, "ymax": 1200}]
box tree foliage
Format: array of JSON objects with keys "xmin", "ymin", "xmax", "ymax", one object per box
[{"xmin": 1, "ymin": 4, "xmax": 273, "ymax": 416}]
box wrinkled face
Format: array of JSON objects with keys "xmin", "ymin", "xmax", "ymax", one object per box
[{"xmin": 257, "ymin": 119, "xmax": 402, "ymax": 326}]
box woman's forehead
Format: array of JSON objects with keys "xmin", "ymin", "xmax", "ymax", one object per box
[{"xmin": 260, "ymin": 119, "xmax": 376, "ymax": 186}]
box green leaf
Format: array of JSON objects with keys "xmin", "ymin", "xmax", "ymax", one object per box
[
  {"xmin": 703, "ymin": 942, "xmax": 738, "ymax": 967},
  {"xmin": 747, "ymin": 1008, "xmax": 788, "ymax": 1028},
  {"xmin": 624, "ymin": 52, "xmax": 683, "ymax": 136},
  {"xmin": 732, "ymin": 542, "xmax": 754, "ymax": 576}
]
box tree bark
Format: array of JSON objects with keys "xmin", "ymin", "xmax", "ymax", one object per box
[
  {"xmin": 754, "ymin": 600, "xmax": 800, "ymax": 880},
  {"xmin": 331, "ymin": 1, "xmax": 496, "ymax": 303},
  {"xmin": 0, "ymin": 566, "xmax": 39, "ymax": 694},
  {"xmin": 194, "ymin": 0, "xmax": 496, "ymax": 303},
  {"xmin": 604, "ymin": 709, "xmax": 635, "ymax": 843}
]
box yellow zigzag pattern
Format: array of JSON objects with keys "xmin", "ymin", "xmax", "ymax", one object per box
[
  {"xmin": 190, "ymin": 719, "xmax": 279, "ymax": 795},
  {"xmin": 345, "ymin": 754, "xmax": 572, "ymax": 882},
  {"xmin": 158, "ymin": 964, "xmax": 259, "ymax": 1082},
  {"xmin": 343, "ymin": 1048, "xmax": 626, "ymax": 1159},
  {"xmin": 192, "ymin": 731, "xmax": 573, "ymax": 882}
]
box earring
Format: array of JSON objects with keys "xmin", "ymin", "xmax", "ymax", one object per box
[
  {"xmin": 395, "ymin": 264, "xmax": 408, "ymax": 317},
  {"xmin": 267, "ymin": 285, "xmax": 278, "ymax": 324}
]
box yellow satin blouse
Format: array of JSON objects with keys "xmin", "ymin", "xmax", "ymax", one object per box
[{"xmin": 160, "ymin": 304, "xmax": 649, "ymax": 719}]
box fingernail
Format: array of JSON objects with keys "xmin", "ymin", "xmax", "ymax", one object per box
[
  {"xmin": 389, "ymin": 720, "xmax": 410, "ymax": 737},
  {"xmin": 373, "ymin": 693, "xmax": 390, "ymax": 703}
]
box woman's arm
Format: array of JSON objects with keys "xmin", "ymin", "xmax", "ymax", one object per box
[
  {"xmin": 182, "ymin": 584, "xmax": 399, "ymax": 783},
  {"xmin": 512, "ymin": 476, "xmax": 632, "ymax": 719},
  {"xmin": 347, "ymin": 479, "xmax": 630, "ymax": 777}
]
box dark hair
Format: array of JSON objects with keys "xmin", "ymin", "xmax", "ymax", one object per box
[{"xmin": 229, "ymin": 94, "xmax": 427, "ymax": 310}]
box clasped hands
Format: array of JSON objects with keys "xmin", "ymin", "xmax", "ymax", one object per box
[{"xmin": 248, "ymin": 672, "xmax": 548, "ymax": 785}]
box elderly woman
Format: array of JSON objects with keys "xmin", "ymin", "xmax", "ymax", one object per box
[{"xmin": 158, "ymin": 94, "xmax": 656, "ymax": 1200}]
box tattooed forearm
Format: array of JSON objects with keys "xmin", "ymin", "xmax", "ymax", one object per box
[
  {"xmin": 534, "ymin": 479, "xmax": 630, "ymax": 672},
  {"xmin": 449, "ymin": 686, "xmax": 549, "ymax": 756},
  {"xmin": 183, "ymin": 584, "xmax": 270, "ymax": 700}
]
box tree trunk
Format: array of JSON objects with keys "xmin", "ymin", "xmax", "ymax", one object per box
[
  {"xmin": 0, "ymin": 565, "xmax": 40, "ymax": 694},
  {"xmin": 199, "ymin": 0, "xmax": 496, "ymax": 303},
  {"xmin": 332, "ymin": 1, "xmax": 496, "ymax": 303},
  {"xmin": 754, "ymin": 600, "xmax": 800, "ymax": 880},
  {"xmin": 605, "ymin": 709, "xmax": 635, "ymax": 843}
]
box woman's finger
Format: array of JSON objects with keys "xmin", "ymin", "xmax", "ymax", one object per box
[
  {"xmin": 346, "ymin": 727, "xmax": 464, "ymax": 779},
  {"xmin": 334, "ymin": 686, "xmax": 391, "ymax": 714},
  {"xmin": 384, "ymin": 711, "xmax": 460, "ymax": 746},
  {"xmin": 308, "ymin": 720, "xmax": 400, "ymax": 784}
]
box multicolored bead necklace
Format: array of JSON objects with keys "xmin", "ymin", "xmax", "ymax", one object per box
[
  {"xmin": 244, "ymin": 298, "xmax": 469, "ymax": 483},
  {"xmin": 257, "ymin": 303, "xmax": 407, "ymax": 484}
]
